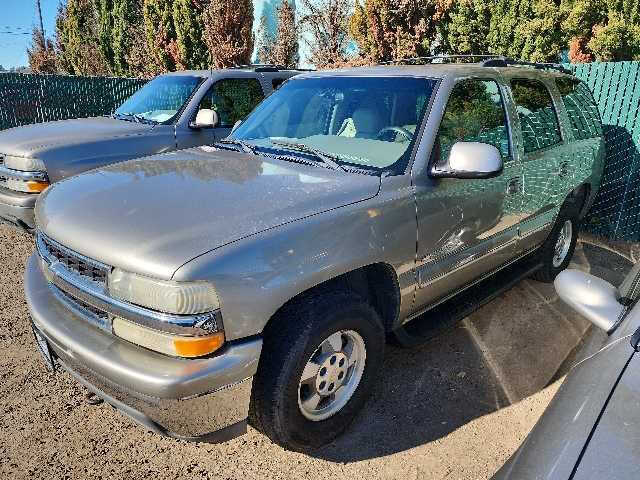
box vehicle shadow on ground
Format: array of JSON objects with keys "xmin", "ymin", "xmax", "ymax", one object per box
[{"xmin": 312, "ymin": 241, "xmax": 632, "ymax": 463}]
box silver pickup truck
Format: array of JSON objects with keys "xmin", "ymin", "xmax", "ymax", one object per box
[
  {"xmin": 0, "ymin": 66, "xmax": 299, "ymax": 232},
  {"xmin": 26, "ymin": 59, "xmax": 605, "ymax": 451}
]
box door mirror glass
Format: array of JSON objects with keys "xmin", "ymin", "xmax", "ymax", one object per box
[
  {"xmin": 190, "ymin": 108, "xmax": 218, "ymax": 129},
  {"xmin": 555, "ymin": 269, "xmax": 625, "ymax": 333},
  {"xmin": 430, "ymin": 141, "xmax": 503, "ymax": 179}
]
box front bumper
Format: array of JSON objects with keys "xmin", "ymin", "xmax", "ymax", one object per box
[
  {"xmin": 24, "ymin": 254, "xmax": 262, "ymax": 441},
  {"xmin": 0, "ymin": 187, "xmax": 37, "ymax": 231}
]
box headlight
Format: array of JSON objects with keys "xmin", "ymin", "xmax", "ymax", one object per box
[
  {"xmin": 4, "ymin": 155, "xmax": 46, "ymax": 172},
  {"xmin": 108, "ymin": 268, "xmax": 220, "ymax": 315},
  {"xmin": 112, "ymin": 316, "xmax": 225, "ymax": 358},
  {"xmin": 4, "ymin": 178, "xmax": 49, "ymax": 193}
]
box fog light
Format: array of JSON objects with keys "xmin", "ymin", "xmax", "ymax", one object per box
[{"xmin": 112, "ymin": 316, "xmax": 225, "ymax": 358}]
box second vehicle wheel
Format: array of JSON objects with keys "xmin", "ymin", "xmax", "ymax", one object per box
[
  {"xmin": 533, "ymin": 205, "xmax": 579, "ymax": 283},
  {"xmin": 249, "ymin": 291, "xmax": 385, "ymax": 451}
]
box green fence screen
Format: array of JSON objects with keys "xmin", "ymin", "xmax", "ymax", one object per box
[
  {"xmin": 569, "ymin": 62, "xmax": 640, "ymax": 241},
  {"xmin": 0, "ymin": 73, "xmax": 147, "ymax": 131}
]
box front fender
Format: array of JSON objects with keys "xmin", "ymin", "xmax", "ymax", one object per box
[{"xmin": 172, "ymin": 177, "xmax": 417, "ymax": 341}]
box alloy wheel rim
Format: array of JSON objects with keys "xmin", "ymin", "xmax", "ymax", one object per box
[
  {"xmin": 297, "ymin": 329, "xmax": 367, "ymax": 422},
  {"xmin": 553, "ymin": 219, "xmax": 573, "ymax": 267}
]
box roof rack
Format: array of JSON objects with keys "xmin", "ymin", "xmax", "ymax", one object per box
[
  {"xmin": 480, "ymin": 57, "xmax": 572, "ymax": 75},
  {"xmin": 229, "ymin": 64, "xmax": 315, "ymax": 72},
  {"xmin": 380, "ymin": 55, "xmax": 572, "ymax": 75}
]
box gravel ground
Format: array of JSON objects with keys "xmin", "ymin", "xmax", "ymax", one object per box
[{"xmin": 0, "ymin": 224, "xmax": 632, "ymax": 480}]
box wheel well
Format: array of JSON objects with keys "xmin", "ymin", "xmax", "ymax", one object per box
[
  {"xmin": 265, "ymin": 263, "xmax": 401, "ymax": 335},
  {"xmin": 569, "ymin": 183, "xmax": 591, "ymax": 219}
]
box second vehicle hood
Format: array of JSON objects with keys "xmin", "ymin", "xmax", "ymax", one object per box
[
  {"xmin": 36, "ymin": 147, "xmax": 381, "ymax": 279},
  {"xmin": 0, "ymin": 116, "xmax": 153, "ymax": 157}
]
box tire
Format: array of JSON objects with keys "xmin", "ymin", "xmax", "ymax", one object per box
[
  {"xmin": 249, "ymin": 291, "xmax": 385, "ymax": 451},
  {"xmin": 533, "ymin": 202, "xmax": 580, "ymax": 283}
]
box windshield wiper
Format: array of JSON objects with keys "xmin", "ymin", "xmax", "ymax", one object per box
[
  {"xmin": 113, "ymin": 112, "xmax": 157, "ymax": 124},
  {"xmin": 270, "ymin": 140, "xmax": 345, "ymax": 172},
  {"xmin": 216, "ymin": 139, "xmax": 257, "ymax": 155}
]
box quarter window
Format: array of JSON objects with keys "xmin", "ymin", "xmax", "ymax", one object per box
[
  {"xmin": 556, "ymin": 78, "xmax": 603, "ymax": 140},
  {"xmin": 199, "ymin": 78, "xmax": 265, "ymax": 127},
  {"xmin": 436, "ymin": 79, "xmax": 510, "ymax": 164},
  {"xmin": 510, "ymin": 78, "xmax": 562, "ymax": 154}
]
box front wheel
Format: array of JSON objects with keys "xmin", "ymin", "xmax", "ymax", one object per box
[
  {"xmin": 250, "ymin": 292, "xmax": 385, "ymax": 451},
  {"xmin": 533, "ymin": 207, "xmax": 579, "ymax": 283}
]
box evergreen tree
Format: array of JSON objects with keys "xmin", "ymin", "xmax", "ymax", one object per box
[
  {"xmin": 27, "ymin": 28, "xmax": 58, "ymax": 73},
  {"xmin": 440, "ymin": 0, "xmax": 491, "ymax": 55},
  {"xmin": 173, "ymin": 0, "xmax": 209, "ymax": 70},
  {"xmin": 260, "ymin": 0, "xmax": 299, "ymax": 68},
  {"xmin": 142, "ymin": 0, "xmax": 177, "ymax": 74},
  {"xmin": 202, "ymin": 0, "xmax": 254, "ymax": 68},
  {"xmin": 300, "ymin": 0, "xmax": 352, "ymax": 67},
  {"xmin": 111, "ymin": 0, "xmax": 142, "ymax": 76}
]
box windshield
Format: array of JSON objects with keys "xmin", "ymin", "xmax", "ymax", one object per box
[
  {"xmin": 231, "ymin": 76, "xmax": 437, "ymax": 174},
  {"xmin": 115, "ymin": 75, "xmax": 203, "ymax": 123}
]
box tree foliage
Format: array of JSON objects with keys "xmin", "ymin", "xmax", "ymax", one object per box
[
  {"xmin": 258, "ymin": 0, "xmax": 299, "ymax": 68},
  {"xmin": 300, "ymin": 0, "xmax": 352, "ymax": 67},
  {"xmin": 202, "ymin": 0, "xmax": 254, "ymax": 68},
  {"xmin": 27, "ymin": 28, "xmax": 58, "ymax": 73},
  {"xmin": 439, "ymin": 0, "xmax": 491, "ymax": 55},
  {"xmin": 349, "ymin": 0, "xmax": 449, "ymax": 62}
]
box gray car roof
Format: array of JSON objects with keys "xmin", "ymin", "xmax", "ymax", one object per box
[{"xmin": 162, "ymin": 68, "xmax": 303, "ymax": 78}]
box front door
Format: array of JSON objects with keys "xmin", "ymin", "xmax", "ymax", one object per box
[
  {"xmin": 412, "ymin": 77, "xmax": 524, "ymax": 312},
  {"xmin": 175, "ymin": 77, "xmax": 266, "ymax": 150}
]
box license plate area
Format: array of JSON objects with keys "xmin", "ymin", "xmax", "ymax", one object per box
[{"xmin": 32, "ymin": 323, "xmax": 56, "ymax": 372}]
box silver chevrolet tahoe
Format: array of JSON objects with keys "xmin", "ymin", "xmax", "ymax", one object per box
[
  {"xmin": 25, "ymin": 59, "xmax": 605, "ymax": 451},
  {"xmin": 0, "ymin": 66, "xmax": 299, "ymax": 232}
]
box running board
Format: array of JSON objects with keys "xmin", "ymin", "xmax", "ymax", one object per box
[{"xmin": 397, "ymin": 256, "xmax": 543, "ymax": 342}]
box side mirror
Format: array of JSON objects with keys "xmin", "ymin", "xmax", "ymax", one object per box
[
  {"xmin": 231, "ymin": 119, "xmax": 242, "ymax": 134},
  {"xmin": 554, "ymin": 269, "xmax": 626, "ymax": 333},
  {"xmin": 190, "ymin": 108, "xmax": 218, "ymax": 129},
  {"xmin": 430, "ymin": 142, "xmax": 503, "ymax": 179}
]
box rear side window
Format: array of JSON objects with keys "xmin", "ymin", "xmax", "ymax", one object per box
[
  {"xmin": 199, "ymin": 78, "xmax": 265, "ymax": 127},
  {"xmin": 511, "ymin": 78, "xmax": 562, "ymax": 154},
  {"xmin": 556, "ymin": 78, "xmax": 603, "ymax": 140},
  {"xmin": 437, "ymin": 78, "xmax": 510, "ymax": 163}
]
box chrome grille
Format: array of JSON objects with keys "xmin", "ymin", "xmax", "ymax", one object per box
[{"xmin": 38, "ymin": 233, "xmax": 110, "ymax": 286}]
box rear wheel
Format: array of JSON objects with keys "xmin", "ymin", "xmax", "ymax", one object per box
[
  {"xmin": 250, "ymin": 292, "xmax": 384, "ymax": 451},
  {"xmin": 533, "ymin": 204, "xmax": 580, "ymax": 283}
]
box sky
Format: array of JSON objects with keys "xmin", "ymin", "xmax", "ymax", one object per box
[{"xmin": 0, "ymin": 0, "xmax": 58, "ymax": 69}]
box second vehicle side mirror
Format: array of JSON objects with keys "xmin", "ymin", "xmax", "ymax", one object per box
[
  {"xmin": 190, "ymin": 109, "xmax": 218, "ymax": 129},
  {"xmin": 430, "ymin": 141, "xmax": 503, "ymax": 179},
  {"xmin": 555, "ymin": 269, "xmax": 626, "ymax": 333}
]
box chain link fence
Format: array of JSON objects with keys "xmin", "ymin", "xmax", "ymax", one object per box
[{"xmin": 0, "ymin": 73, "xmax": 147, "ymax": 131}]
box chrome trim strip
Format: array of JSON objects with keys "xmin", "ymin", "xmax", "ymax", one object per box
[
  {"xmin": 417, "ymin": 237, "xmax": 518, "ymax": 289},
  {"xmin": 49, "ymin": 282, "xmax": 113, "ymax": 332},
  {"xmin": 37, "ymin": 232, "xmax": 110, "ymax": 274},
  {"xmin": 0, "ymin": 164, "xmax": 48, "ymax": 182},
  {"xmin": 36, "ymin": 232, "xmax": 221, "ymax": 336}
]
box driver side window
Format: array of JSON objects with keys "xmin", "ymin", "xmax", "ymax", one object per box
[
  {"xmin": 437, "ymin": 79, "xmax": 510, "ymax": 164},
  {"xmin": 198, "ymin": 78, "xmax": 265, "ymax": 127}
]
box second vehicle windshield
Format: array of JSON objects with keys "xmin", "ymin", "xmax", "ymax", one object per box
[
  {"xmin": 231, "ymin": 76, "xmax": 437, "ymax": 174},
  {"xmin": 115, "ymin": 75, "xmax": 203, "ymax": 124}
]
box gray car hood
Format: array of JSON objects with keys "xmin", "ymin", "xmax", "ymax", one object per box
[
  {"xmin": 0, "ymin": 117, "xmax": 152, "ymax": 157},
  {"xmin": 36, "ymin": 147, "xmax": 381, "ymax": 279}
]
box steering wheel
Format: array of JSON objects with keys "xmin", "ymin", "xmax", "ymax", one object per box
[{"xmin": 377, "ymin": 126, "xmax": 413, "ymax": 142}]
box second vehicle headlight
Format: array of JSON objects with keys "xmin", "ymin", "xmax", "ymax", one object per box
[
  {"xmin": 108, "ymin": 268, "xmax": 220, "ymax": 315},
  {"xmin": 4, "ymin": 155, "xmax": 46, "ymax": 172}
]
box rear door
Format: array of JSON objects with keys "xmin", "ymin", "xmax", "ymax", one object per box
[
  {"xmin": 509, "ymin": 77, "xmax": 568, "ymax": 253},
  {"xmin": 412, "ymin": 77, "xmax": 524, "ymax": 311}
]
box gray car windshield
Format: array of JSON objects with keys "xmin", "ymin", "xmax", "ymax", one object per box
[
  {"xmin": 115, "ymin": 75, "xmax": 203, "ymax": 123},
  {"xmin": 231, "ymin": 76, "xmax": 437, "ymax": 174}
]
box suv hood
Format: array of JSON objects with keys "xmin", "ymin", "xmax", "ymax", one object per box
[
  {"xmin": 0, "ymin": 117, "xmax": 152, "ymax": 157},
  {"xmin": 36, "ymin": 147, "xmax": 381, "ymax": 279}
]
